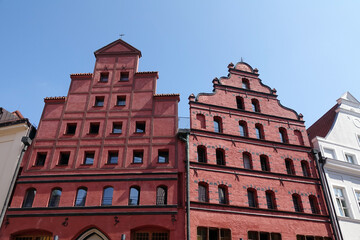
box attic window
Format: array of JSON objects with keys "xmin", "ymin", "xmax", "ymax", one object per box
[{"xmin": 120, "ymin": 72, "xmax": 129, "ymax": 81}]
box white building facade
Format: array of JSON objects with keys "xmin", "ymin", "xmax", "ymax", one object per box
[{"xmin": 308, "ymin": 92, "xmax": 360, "ymax": 240}]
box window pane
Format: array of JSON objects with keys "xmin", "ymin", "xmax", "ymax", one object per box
[
  {"xmin": 48, "ymin": 189, "xmax": 62, "ymax": 207},
  {"xmin": 129, "ymin": 187, "xmax": 140, "ymax": 205},
  {"xmin": 108, "ymin": 152, "xmax": 118, "ymax": 164},
  {"xmin": 219, "ymin": 187, "xmax": 227, "ymax": 204},
  {"xmin": 75, "ymin": 188, "xmax": 87, "ymax": 206},
  {"xmin": 112, "ymin": 122, "xmax": 122, "ymax": 134},
  {"xmin": 248, "ymin": 190, "xmax": 256, "ymax": 207},
  {"xmin": 102, "ymin": 187, "xmax": 113, "ymax": 206},
  {"xmin": 156, "ymin": 187, "xmax": 167, "ymax": 205},
  {"xmin": 22, "ymin": 189, "xmax": 36, "ymax": 208}
]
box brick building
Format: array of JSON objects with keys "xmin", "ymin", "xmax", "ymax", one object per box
[
  {"xmin": 0, "ymin": 40, "xmax": 186, "ymax": 240},
  {"xmin": 187, "ymin": 62, "xmax": 334, "ymax": 240}
]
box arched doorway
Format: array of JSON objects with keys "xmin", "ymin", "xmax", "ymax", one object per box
[{"xmin": 76, "ymin": 228, "xmax": 109, "ymax": 240}]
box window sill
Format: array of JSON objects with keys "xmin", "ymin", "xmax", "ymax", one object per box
[
  {"xmin": 131, "ymin": 162, "xmax": 143, "ymax": 164},
  {"xmin": 105, "ymin": 163, "xmax": 118, "ymax": 166},
  {"xmin": 31, "ymin": 165, "xmax": 44, "ymax": 169},
  {"xmin": 93, "ymin": 106, "xmax": 104, "ymax": 108},
  {"xmin": 110, "ymin": 133, "xmax": 122, "ymax": 135},
  {"xmin": 87, "ymin": 133, "xmax": 99, "ymax": 136},
  {"xmin": 55, "ymin": 164, "xmax": 68, "ymax": 167}
]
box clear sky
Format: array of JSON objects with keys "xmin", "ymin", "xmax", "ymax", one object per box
[{"xmin": 1, "ymin": 1, "xmax": 360, "ymax": 128}]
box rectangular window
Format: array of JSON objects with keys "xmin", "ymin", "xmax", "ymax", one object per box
[
  {"xmin": 116, "ymin": 96, "xmax": 126, "ymax": 106},
  {"xmin": 89, "ymin": 122, "xmax": 100, "ymax": 134},
  {"xmin": 356, "ymin": 191, "xmax": 360, "ymax": 208},
  {"xmin": 158, "ymin": 149, "xmax": 169, "ymax": 163},
  {"xmin": 94, "ymin": 96, "xmax": 104, "ymax": 107},
  {"xmin": 100, "ymin": 72, "xmax": 109, "ymax": 82},
  {"xmin": 248, "ymin": 231, "xmax": 282, "ymax": 240},
  {"xmin": 323, "ymin": 148, "xmax": 336, "ymax": 159},
  {"xmin": 84, "ymin": 152, "xmax": 95, "ymax": 165},
  {"xmin": 135, "ymin": 121, "xmax": 146, "ymax": 133},
  {"xmin": 120, "ymin": 72, "xmax": 129, "ymax": 81},
  {"xmin": 112, "ymin": 122, "xmax": 122, "ymax": 134},
  {"xmin": 108, "ymin": 151, "xmax": 118, "ymax": 164},
  {"xmin": 133, "ymin": 150, "xmax": 143, "ymax": 164},
  {"xmin": 66, "ymin": 123, "xmax": 77, "ymax": 135},
  {"xmin": 345, "ymin": 153, "xmax": 355, "ymax": 164},
  {"xmin": 35, "ymin": 152, "xmax": 47, "ymax": 166},
  {"xmin": 197, "ymin": 227, "xmax": 231, "ymax": 240},
  {"xmin": 59, "ymin": 152, "xmax": 70, "ymax": 165},
  {"xmin": 333, "ymin": 187, "xmax": 349, "ymax": 217}
]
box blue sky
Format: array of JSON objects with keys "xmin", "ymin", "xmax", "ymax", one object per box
[{"xmin": 1, "ymin": 1, "xmax": 359, "ymax": 128}]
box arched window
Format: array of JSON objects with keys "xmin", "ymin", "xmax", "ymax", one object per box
[
  {"xmin": 198, "ymin": 182, "xmax": 209, "ymax": 202},
  {"xmin": 236, "ymin": 96, "xmax": 244, "ymax": 110},
  {"xmin": 294, "ymin": 130, "xmax": 304, "ymax": 145},
  {"xmin": 48, "ymin": 188, "xmax": 62, "ymax": 207},
  {"xmin": 75, "ymin": 187, "xmax": 87, "ymax": 206},
  {"xmin": 22, "ymin": 188, "xmax": 36, "ymax": 208},
  {"xmin": 102, "ymin": 187, "xmax": 114, "ymax": 206},
  {"xmin": 197, "ymin": 145, "xmax": 207, "ymax": 163},
  {"xmin": 309, "ymin": 195, "xmax": 320, "ymax": 214},
  {"xmin": 260, "ymin": 155, "xmax": 270, "ymax": 172},
  {"xmin": 255, "ymin": 123, "xmax": 264, "ymax": 140},
  {"xmin": 156, "ymin": 186, "xmax": 167, "ymax": 205},
  {"xmin": 218, "ymin": 185, "xmax": 228, "ymax": 204},
  {"xmin": 279, "ymin": 127, "xmax": 288, "ymax": 143},
  {"xmin": 301, "ymin": 160, "xmax": 310, "ymax": 177},
  {"xmin": 247, "ymin": 188, "xmax": 258, "ymax": 207},
  {"xmin": 216, "ymin": 148, "xmax": 225, "ymax": 166},
  {"xmin": 285, "ymin": 158, "xmax": 295, "ymax": 175},
  {"xmin": 243, "ymin": 152, "xmax": 252, "ymax": 169},
  {"xmin": 292, "ymin": 194, "xmax": 303, "ymax": 212},
  {"xmin": 129, "ymin": 186, "xmax": 140, "ymax": 205},
  {"xmin": 251, "ymin": 99, "xmax": 260, "ymax": 112},
  {"xmin": 213, "ymin": 116, "xmax": 222, "ymax": 133},
  {"xmin": 242, "ymin": 78, "xmax": 250, "ymax": 89},
  {"xmin": 266, "ymin": 190, "xmax": 276, "ymax": 209},
  {"xmin": 239, "ymin": 121, "xmax": 248, "ymax": 137},
  {"xmin": 196, "ymin": 114, "xmax": 206, "ymax": 129}
]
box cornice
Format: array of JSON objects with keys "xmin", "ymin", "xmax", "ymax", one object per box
[{"xmin": 325, "ymin": 158, "xmax": 360, "ymax": 176}]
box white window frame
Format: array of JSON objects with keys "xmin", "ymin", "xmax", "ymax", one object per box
[
  {"xmin": 323, "ymin": 147, "xmax": 336, "ymax": 159},
  {"xmin": 344, "ymin": 152, "xmax": 356, "ymax": 164},
  {"xmin": 333, "ymin": 186, "xmax": 350, "ymax": 217},
  {"xmin": 354, "ymin": 190, "xmax": 360, "ymax": 211}
]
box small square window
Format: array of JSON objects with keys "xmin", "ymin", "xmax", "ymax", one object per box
[
  {"xmin": 345, "ymin": 154, "xmax": 355, "ymax": 164},
  {"xmin": 120, "ymin": 72, "xmax": 129, "ymax": 81},
  {"xmin": 59, "ymin": 152, "xmax": 70, "ymax": 165},
  {"xmin": 89, "ymin": 123, "xmax": 100, "ymax": 134},
  {"xmin": 158, "ymin": 150, "xmax": 169, "ymax": 163},
  {"xmin": 135, "ymin": 122, "xmax": 146, "ymax": 133},
  {"xmin": 116, "ymin": 96, "xmax": 126, "ymax": 106},
  {"xmin": 66, "ymin": 123, "xmax": 77, "ymax": 135},
  {"xmin": 100, "ymin": 73, "xmax": 109, "ymax": 82},
  {"xmin": 35, "ymin": 152, "xmax": 47, "ymax": 166},
  {"xmin": 323, "ymin": 148, "xmax": 336, "ymax": 159},
  {"xmin": 133, "ymin": 150, "xmax": 143, "ymax": 164},
  {"xmin": 95, "ymin": 96, "xmax": 104, "ymax": 107},
  {"xmin": 108, "ymin": 151, "xmax": 118, "ymax": 164},
  {"xmin": 112, "ymin": 122, "xmax": 122, "ymax": 134},
  {"xmin": 84, "ymin": 152, "xmax": 95, "ymax": 165}
]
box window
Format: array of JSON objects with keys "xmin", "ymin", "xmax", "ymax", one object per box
[
  {"xmin": 133, "ymin": 150, "xmax": 143, "ymax": 163},
  {"xmin": 260, "ymin": 155, "xmax": 270, "ymax": 172},
  {"xmin": 213, "ymin": 116, "xmax": 222, "ymax": 133},
  {"xmin": 48, "ymin": 188, "xmax": 62, "ymax": 207},
  {"xmin": 108, "ymin": 151, "xmax": 118, "ymax": 164},
  {"xmin": 112, "ymin": 122, "xmax": 122, "ymax": 134},
  {"xmin": 196, "ymin": 113, "xmax": 206, "ymax": 129},
  {"xmin": 266, "ymin": 190, "xmax": 276, "ymax": 209},
  {"xmin": 251, "ymin": 99, "xmax": 260, "ymax": 112},
  {"xmin": 100, "ymin": 72, "xmax": 109, "ymax": 82},
  {"xmin": 323, "ymin": 148, "xmax": 336, "ymax": 159},
  {"xmin": 116, "ymin": 96, "xmax": 126, "ymax": 106},
  {"xmin": 58, "ymin": 152, "xmax": 70, "ymax": 165},
  {"xmin": 66, "ymin": 123, "xmax": 77, "ymax": 135},
  {"xmin": 75, "ymin": 187, "xmax": 87, "ymax": 206},
  {"xmin": 297, "ymin": 235, "xmax": 332, "ymax": 240},
  {"xmin": 198, "ymin": 182, "xmax": 209, "ymax": 202},
  {"xmin": 197, "ymin": 227, "xmax": 231, "ymax": 240},
  {"xmin": 333, "ymin": 187, "xmax": 349, "ymax": 217},
  {"xmin": 236, "ymin": 96, "xmax": 244, "ymax": 110},
  {"xmin": 355, "ymin": 191, "xmax": 360, "ymax": 208},
  {"xmin": 279, "ymin": 127, "xmax": 288, "ymax": 143},
  {"xmin": 102, "ymin": 187, "xmax": 114, "ymax": 206},
  {"xmin": 216, "ymin": 148, "xmax": 225, "ymax": 165},
  {"xmin": 292, "ymin": 194, "xmax": 303, "ymax": 212},
  {"xmin": 255, "ymin": 123, "xmax": 264, "ymax": 139},
  {"xmin": 248, "ymin": 231, "xmax": 282, "ymax": 240},
  {"xmin": 218, "ymin": 185, "xmax": 228, "ymax": 204},
  {"xmin": 301, "ymin": 160, "xmax": 310, "ymax": 177},
  {"xmin": 156, "ymin": 186, "xmax": 167, "ymax": 205},
  {"xmin": 89, "ymin": 122, "xmax": 100, "ymax": 134},
  {"xmin": 120, "ymin": 72, "xmax": 129, "ymax": 81},
  {"xmin": 94, "ymin": 96, "xmax": 104, "ymax": 107},
  {"xmin": 22, "ymin": 188, "xmax": 36, "ymax": 208},
  {"xmin": 243, "ymin": 152, "xmax": 253, "ymax": 169},
  {"xmin": 242, "ymin": 78, "xmax": 250, "ymax": 89},
  {"xmin": 285, "ymin": 158, "xmax": 295, "ymax": 175},
  {"xmin": 247, "ymin": 188, "xmax": 257, "ymax": 207},
  {"xmin": 309, "ymin": 195, "xmax": 320, "ymax": 214},
  {"xmin": 197, "ymin": 145, "xmax": 207, "ymax": 163},
  {"xmin": 35, "ymin": 152, "xmax": 46, "ymax": 166},
  {"xmin": 158, "ymin": 149, "xmax": 169, "ymax": 163},
  {"xmin": 129, "ymin": 186, "xmax": 140, "ymax": 205},
  {"xmin": 294, "ymin": 130, "xmax": 304, "ymax": 145},
  {"xmin": 135, "ymin": 121, "xmax": 146, "ymax": 133},
  {"xmin": 239, "ymin": 121, "xmax": 248, "ymax": 137},
  {"xmin": 345, "ymin": 153, "xmax": 355, "ymax": 164},
  {"xmin": 84, "ymin": 152, "xmax": 95, "ymax": 165},
  {"xmin": 197, "ymin": 227, "xmax": 207, "ymax": 240}
]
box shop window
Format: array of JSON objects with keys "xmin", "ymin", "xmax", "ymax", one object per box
[
  {"xmin": 102, "ymin": 187, "xmax": 114, "ymax": 206},
  {"xmin": 22, "ymin": 188, "xmax": 36, "ymax": 208},
  {"xmin": 216, "ymin": 148, "xmax": 225, "ymax": 166},
  {"xmin": 292, "ymin": 193, "xmax": 303, "ymax": 212},
  {"xmin": 251, "ymin": 99, "xmax": 260, "ymax": 112},
  {"xmin": 116, "ymin": 96, "xmax": 126, "ymax": 106},
  {"xmin": 133, "ymin": 150, "xmax": 144, "ymax": 164},
  {"xmin": 301, "ymin": 160, "xmax": 310, "ymax": 177},
  {"xmin": 197, "ymin": 145, "xmax": 207, "ymax": 163},
  {"xmin": 94, "ymin": 96, "xmax": 104, "ymax": 107},
  {"xmin": 198, "ymin": 182, "xmax": 209, "ymax": 202},
  {"xmin": 279, "ymin": 127, "xmax": 288, "ymax": 143},
  {"xmin": 255, "ymin": 123, "xmax": 264, "ymax": 139},
  {"xmin": 236, "ymin": 96, "xmax": 244, "ymax": 110},
  {"xmin": 243, "ymin": 152, "xmax": 253, "ymax": 169},
  {"xmin": 218, "ymin": 185, "xmax": 228, "ymax": 204},
  {"xmin": 213, "ymin": 116, "xmax": 222, "ymax": 133},
  {"xmin": 112, "ymin": 122, "xmax": 122, "ymax": 134},
  {"xmin": 239, "ymin": 121, "xmax": 248, "ymax": 137},
  {"xmin": 89, "ymin": 122, "xmax": 100, "ymax": 134},
  {"xmin": 294, "ymin": 130, "xmax": 304, "ymax": 145},
  {"xmin": 129, "ymin": 186, "xmax": 140, "ymax": 205},
  {"xmin": 260, "ymin": 155, "xmax": 270, "ymax": 172},
  {"xmin": 108, "ymin": 151, "xmax": 118, "ymax": 164},
  {"xmin": 156, "ymin": 186, "xmax": 167, "ymax": 205},
  {"xmin": 333, "ymin": 187, "xmax": 349, "ymax": 217},
  {"xmin": 247, "ymin": 188, "xmax": 258, "ymax": 208},
  {"xmin": 75, "ymin": 187, "xmax": 87, "ymax": 206},
  {"xmin": 266, "ymin": 190, "xmax": 276, "ymax": 210},
  {"xmin": 100, "ymin": 72, "xmax": 109, "ymax": 82},
  {"xmin": 66, "ymin": 123, "xmax": 77, "ymax": 135},
  {"xmin": 84, "ymin": 152, "xmax": 94, "ymax": 165},
  {"xmin": 35, "ymin": 152, "xmax": 47, "ymax": 166},
  {"xmin": 158, "ymin": 149, "xmax": 169, "ymax": 163},
  {"xmin": 196, "ymin": 113, "xmax": 206, "ymax": 129},
  {"xmin": 285, "ymin": 158, "xmax": 295, "ymax": 175},
  {"xmin": 309, "ymin": 195, "xmax": 320, "ymax": 214},
  {"xmin": 48, "ymin": 188, "xmax": 62, "ymax": 207},
  {"xmin": 120, "ymin": 72, "xmax": 129, "ymax": 81},
  {"xmin": 58, "ymin": 152, "xmax": 70, "ymax": 165},
  {"xmin": 135, "ymin": 121, "xmax": 146, "ymax": 133}
]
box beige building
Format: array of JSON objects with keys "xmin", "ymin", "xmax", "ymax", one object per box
[{"xmin": 0, "ymin": 108, "xmax": 35, "ymax": 227}]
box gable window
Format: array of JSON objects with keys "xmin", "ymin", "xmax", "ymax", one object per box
[
  {"xmin": 22, "ymin": 188, "xmax": 36, "ymax": 208},
  {"xmin": 213, "ymin": 116, "xmax": 222, "ymax": 133},
  {"xmin": 260, "ymin": 155, "xmax": 270, "ymax": 172},
  {"xmin": 158, "ymin": 149, "xmax": 169, "ymax": 163},
  {"xmin": 66, "ymin": 123, "xmax": 77, "ymax": 135},
  {"xmin": 129, "ymin": 186, "xmax": 140, "ymax": 205},
  {"xmin": 292, "ymin": 194, "xmax": 303, "ymax": 212},
  {"xmin": 294, "ymin": 130, "xmax": 304, "ymax": 145},
  {"xmin": 108, "ymin": 151, "xmax": 118, "ymax": 164},
  {"xmin": 266, "ymin": 190, "xmax": 276, "ymax": 209},
  {"xmin": 135, "ymin": 121, "xmax": 146, "ymax": 133},
  {"xmin": 112, "ymin": 122, "xmax": 122, "ymax": 134},
  {"xmin": 35, "ymin": 152, "xmax": 47, "ymax": 166},
  {"xmin": 120, "ymin": 72, "xmax": 129, "ymax": 81},
  {"xmin": 58, "ymin": 152, "xmax": 70, "ymax": 165},
  {"xmin": 48, "ymin": 188, "xmax": 62, "ymax": 207},
  {"xmin": 100, "ymin": 72, "xmax": 109, "ymax": 82},
  {"xmin": 285, "ymin": 158, "xmax": 295, "ymax": 175},
  {"xmin": 196, "ymin": 113, "xmax": 206, "ymax": 129},
  {"xmin": 279, "ymin": 127, "xmax": 288, "ymax": 143},
  {"xmin": 198, "ymin": 182, "xmax": 209, "ymax": 202},
  {"xmin": 309, "ymin": 195, "xmax": 320, "ymax": 214},
  {"xmin": 236, "ymin": 96, "xmax": 244, "ymax": 110},
  {"xmin": 89, "ymin": 122, "xmax": 100, "ymax": 134},
  {"xmin": 133, "ymin": 150, "xmax": 143, "ymax": 164},
  {"xmin": 242, "ymin": 78, "xmax": 250, "ymax": 89},
  {"xmin": 251, "ymin": 99, "xmax": 260, "ymax": 112},
  {"xmin": 301, "ymin": 160, "xmax": 310, "ymax": 177},
  {"xmin": 243, "ymin": 152, "xmax": 253, "ymax": 169},
  {"xmin": 197, "ymin": 145, "xmax": 207, "ymax": 163},
  {"xmin": 239, "ymin": 121, "xmax": 248, "ymax": 137},
  {"xmin": 247, "ymin": 188, "xmax": 257, "ymax": 208},
  {"xmin": 323, "ymin": 148, "xmax": 336, "ymax": 159},
  {"xmin": 255, "ymin": 123, "xmax": 264, "ymax": 139},
  {"xmin": 333, "ymin": 187, "xmax": 349, "ymax": 217},
  {"xmin": 102, "ymin": 187, "xmax": 114, "ymax": 206},
  {"xmin": 75, "ymin": 187, "xmax": 87, "ymax": 206},
  {"xmin": 94, "ymin": 96, "xmax": 104, "ymax": 107},
  {"xmin": 116, "ymin": 96, "xmax": 126, "ymax": 106},
  {"xmin": 156, "ymin": 186, "xmax": 167, "ymax": 205},
  {"xmin": 345, "ymin": 153, "xmax": 355, "ymax": 164},
  {"xmin": 216, "ymin": 148, "xmax": 225, "ymax": 166},
  {"xmin": 218, "ymin": 185, "xmax": 228, "ymax": 204},
  {"xmin": 84, "ymin": 152, "xmax": 95, "ymax": 165}
]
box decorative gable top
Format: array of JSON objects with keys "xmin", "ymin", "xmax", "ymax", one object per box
[
  {"xmin": 94, "ymin": 39, "xmax": 142, "ymax": 57},
  {"xmin": 337, "ymin": 91, "xmax": 360, "ymax": 105}
]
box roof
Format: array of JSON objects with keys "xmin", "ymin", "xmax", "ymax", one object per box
[
  {"xmin": 94, "ymin": 39, "xmax": 142, "ymax": 57},
  {"xmin": 154, "ymin": 93, "xmax": 180, "ymax": 97},
  {"xmin": 307, "ymin": 103, "xmax": 338, "ymax": 141},
  {"xmin": 70, "ymin": 73, "xmax": 93, "ymax": 76},
  {"xmin": 0, "ymin": 108, "xmax": 29, "ymax": 127}
]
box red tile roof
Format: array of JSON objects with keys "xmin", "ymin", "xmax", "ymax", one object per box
[{"xmin": 307, "ymin": 104, "xmax": 338, "ymax": 142}]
